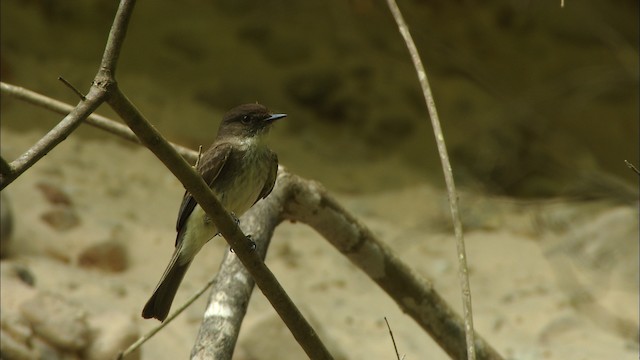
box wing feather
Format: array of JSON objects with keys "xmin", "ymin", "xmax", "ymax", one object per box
[{"xmin": 174, "ymin": 143, "xmax": 232, "ymax": 246}]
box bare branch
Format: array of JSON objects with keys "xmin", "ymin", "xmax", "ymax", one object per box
[
  {"xmin": 384, "ymin": 1, "xmax": 477, "ymax": 359},
  {"xmin": 191, "ymin": 195, "xmax": 279, "ymax": 359},
  {"xmin": 0, "ymin": 156, "xmax": 12, "ymax": 178},
  {"xmin": 118, "ymin": 275, "xmax": 217, "ymax": 360},
  {"xmin": 278, "ymin": 171, "xmax": 503, "ymax": 360},
  {"xmin": 0, "ymin": 82, "xmax": 195, "ymax": 161},
  {"xmin": 0, "ymin": 87, "xmax": 106, "ymax": 190},
  {"xmin": 624, "ymin": 160, "xmax": 640, "ymax": 176},
  {"xmin": 98, "ymin": 0, "xmax": 137, "ymax": 77},
  {"xmin": 0, "ymin": 0, "xmax": 137, "ymax": 190}
]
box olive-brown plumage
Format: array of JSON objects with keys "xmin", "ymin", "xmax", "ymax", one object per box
[{"xmin": 142, "ymin": 103, "xmax": 284, "ymax": 321}]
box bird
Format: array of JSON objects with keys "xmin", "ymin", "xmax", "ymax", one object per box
[{"xmin": 142, "ymin": 103, "xmax": 285, "ymax": 321}]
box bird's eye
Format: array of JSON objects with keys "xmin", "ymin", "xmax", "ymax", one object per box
[{"xmin": 240, "ymin": 115, "xmax": 251, "ymax": 124}]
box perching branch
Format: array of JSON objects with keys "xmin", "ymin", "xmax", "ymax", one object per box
[
  {"xmin": 1, "ymin": 0, "xmax": 331, "ymax": 357},
  {"xmin": 384, "ymin": 1, "xmax": 477, "ymax": 359},
  {"xmin": 106, "ymin": 86, "xmax": 333, "ymax": 360},
  {"xmin": 3, "ymin": 83, "xmax": 504, "ymax": 359},
  {"xmin": 191, "ymin": 192, "xmax": 280, "ymax": 360}
]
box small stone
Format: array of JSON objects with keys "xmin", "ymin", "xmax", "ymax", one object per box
[
  {"xmin": 20, "ymin": 292, "xmax": 90, "ymax": 351},
  {"xmin": 84, "ymin": 312, "xmax": 140, "ymax": 360},
  {"xmin": 36, "ymin": 182, "xmax": 73, "ymax": 205},
  {"xmin": 40, "ymin": 207, "xmax": 80, "ymax": 231},
  {"xmin": 78, "ymin": 241, "xmax": 128, "ymax": 273},
  {"xmin": 0, "ymin": 328, "xmax": 38, "ymax": 360}
]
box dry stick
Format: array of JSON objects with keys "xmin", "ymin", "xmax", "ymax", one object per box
[
  {"xmin": 0, "ymin": 82, "xmax": 195, "ymax": 160},
  {"xmin": 0, "ymin": 0, "xmax": 136, "ymax": 191},
  {"xmin": 191, "ymin": 196, "xmax": 280, "ymax": 360},
  {"xmin": 384, "ymin": 1, "xmax": 477, "ymax": 359},
  {"xmin": 106, "ymin": 86, "xmax": 333, "ymax": 360},
  {"xmin": 0, "ymin": 156, "xmax": 11, "ymax": 178},
  {"xmin": 3, "ymin": 86, "xmax": 504, "ymax": 360},
  {"xmin": 118, "ymin": 275, "xmax": 218, "ymax": 360},
  {"xmin": 0, "ymin": 86, "xmax": 107, "ymax": 190},
  {"xmin": 384, "ymin": 317, "xmax": 402, "ymax": 360},
  {"xmin": 624, "ymin": 160, "xmax": 640, "ymax": 176},
  {"xmin": 279, "ymin": 173, "xmax": 503, "ymax": 360}
]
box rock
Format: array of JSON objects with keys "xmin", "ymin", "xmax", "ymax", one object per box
[
  {"xmin": 78, "ymin": 241, "xmax": 128, "ymax": 273},
  {"xmin": 35, "ymin": 182, "xmax": 73, "ymax": 206},
  {"xmin": 40, "ymin": 207, "xmax": 80, "ymax": 231},
  {"xmin": 1, "ymin": 191, "xmax": 13, "ymax": 258},
  {"xmin": 84, "ymin": 312, "xmax": 140, "ymax": 360},
  {"xmin": 0, "ymin": 328, "xmax": 38, "ymax": 360},
  {"xmin": 31, "ymin": 336, "xmax": 82, "ymax": 360},
  {"xmin": 20, "ymin": 292, "xmax": 90, "ymax": 351}
]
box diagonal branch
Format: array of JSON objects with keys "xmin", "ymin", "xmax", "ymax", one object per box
[
  {"xmin": 0, "ymin": 0, "xmax": 137, "ymax": 190},
  {"xmin": 0, "ymin": 82, "xmax": 195, "ymax": 160},
  {"xmin": 0, "ymin": 87, "xmax": 106, "ymax": 189},
  {"xmin": 106, "ymin": 86, "xmax": 333, "ymax": 360},
  {"xmin": 4, "ymin": 85, "xmax": 504, "ymax": 359}
]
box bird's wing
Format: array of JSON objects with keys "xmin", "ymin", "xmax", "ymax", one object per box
[
  {"xmin": 254, "ymin": 151, "xmax": 278, "ymax": 205},
  {"xmin": 175, "ymin": 143, "xmax": 232, "ymax": 246}
]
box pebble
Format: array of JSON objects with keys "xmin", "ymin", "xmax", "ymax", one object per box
[
  {"xmin": 78, "ymin": 241, "xmax": 128, "ymax": 273},
  {"xmin": 20, "ymin": 292, "xmax": 90, "ymax": 351},
  {"xmin": 85, "ymin": 312, "xmax": 140, "ymax": 360}
]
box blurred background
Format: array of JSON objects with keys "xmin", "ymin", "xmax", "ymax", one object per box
[
  {"xmin": 1, "ymin": 0, "xmax": 638, "ymax": 198},
  {"xmin": 1, "ymin": 2, "xmax": 638, "ymax": 359}
]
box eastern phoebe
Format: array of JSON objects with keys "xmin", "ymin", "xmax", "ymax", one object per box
[{"xmin": 142, "ymin": 103, "xmax": 285, "ymax": 321}]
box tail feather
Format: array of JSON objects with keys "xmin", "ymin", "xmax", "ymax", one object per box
[{"xmin": 142, "ymin": 251, "xmax": 192, "ymax": 321}]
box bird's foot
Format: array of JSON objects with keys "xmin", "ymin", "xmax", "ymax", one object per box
[
  {"xmin": 230, "ymin": 212, "xmax": 240, "ymax": 225},
  {"xmin": 246, "ymin": 234, "xmax": 257, "ymax": 251},
  {"xmin": 229, "ymin": 234, "xmax": 256, "ymax": 253}
]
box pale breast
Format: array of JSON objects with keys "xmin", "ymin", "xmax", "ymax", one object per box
[{"xmin": 212, "ymin": 139, "xmax": 272, "ymax": 217}]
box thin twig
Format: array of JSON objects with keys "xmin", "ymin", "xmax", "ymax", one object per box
[
  {"xmin": 624, "ymin": 160, "xmax": 640, "ymax": 176},
  {"xmin": 0, "ymin": 0, "xmax": 137, "ymax": 190},
  {"xmin": 58, "ymin": 76, "xmax": 86, "ymax": 100},
  {"xmin": 384, "ymin": 1, "xmax": 476, "ymax": 359},
  {"xmin": 118, "ymin": 275, "xmax": 218, "ymax": 359},
  {"xmin": 0, "ymin": 87, "xmax": 106, "ymax": 190},
  {"xmin": 194, "ymin": 145, "xmax": 203, "ymax": 168},
  {"xmin": 384, "ymin": 317, "xmax": 401, "ymax": 360},
  {"xmin": 191, "ymin": 204, "xmax": 277, "ymax": 359},
  {"xmin": 0, "ymin": 82, "xmax": 195, "ymax": 161}
]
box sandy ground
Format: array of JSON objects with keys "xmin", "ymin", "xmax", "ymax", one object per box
[{"xmin": 0, "ymin": 128, "xmax": 637, "ymax": 359}]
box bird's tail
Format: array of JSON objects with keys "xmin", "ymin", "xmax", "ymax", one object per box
[{"xmin": 142, "ymin": 249, "xmax": 191, "ymax": 322}]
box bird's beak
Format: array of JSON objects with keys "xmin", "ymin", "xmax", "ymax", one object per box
[{"xmin": 265, "ymin": 113, "xmax": 287, "ymax": 122}]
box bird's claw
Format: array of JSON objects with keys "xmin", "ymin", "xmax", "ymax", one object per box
[
  {"xmin": 230, "ymin": 212, "xmax": 240, "ymax": 225},
  {"xmin": 229, "ymin": 235, "xmax": 256, "ymax": 253},
  {"xmin": 246, "ymin": 235, "xmax": 257, "ymax": 251}
]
